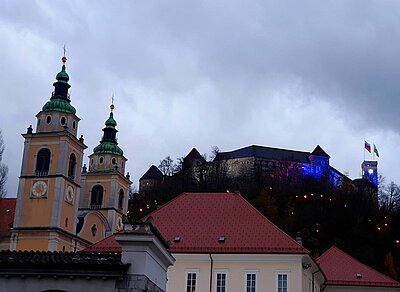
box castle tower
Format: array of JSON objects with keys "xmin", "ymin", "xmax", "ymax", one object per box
[
  {"xmin": 361, "ymin": 160, "xmax": 378, "ymax": 187},
  {"xmin": 77, "ymin": 103, "xmax": 131, "ymax": 244},
  {"xmin": 11, "ymin": 56, "xmax": 88, "ymax": 252}
]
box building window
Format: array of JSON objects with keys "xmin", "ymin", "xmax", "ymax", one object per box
[
  {"xmin": 118, "ymin": 189, "xmax": 124, "ymax": 210},
  {"xmin": 99, "ymin": 157, "xmax": 104, "ymax": 164},
  {"xmin": 72, "ymin": 120, "xmax": 76, "ymax": 129},
  {"xmin": 46, "ymin": 115, "xmax": 52, "ymax": 124},
  {"xmin": 60, "ymin": 116, "xmax": 66, "ymax": 125},
  {"xmin": 68, "ymin": 153, "xmax": 76, "ymax": 179},
  {"xmin": 112, "ymin": 157, "xmax": 117, "ymax": 165},
  {"xmin": 186, "ymin": 271, "xmax": 198, "ymax": 292},
  {"xmin": 90, "ymin": 185, "xmax": 103, "ymax": 208},
  {"xmin": 276, "ymin": 273, "xmax": 289, "ymax": 292},
  {"xmin": 216, "ymin": 272, "xmax": 227, "ymax": 292},
  {"xmin": 35, "ymin": 148, "xmax": 51, "ymax": 176},
  {"xmin": 245, "ymin": 272, "xmax": 257, "ymax": 292}
]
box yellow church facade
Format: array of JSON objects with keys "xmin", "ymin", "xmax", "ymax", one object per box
[{"xmin": 9, "ymin": 56, "xmax": 131, "ymax": 252}]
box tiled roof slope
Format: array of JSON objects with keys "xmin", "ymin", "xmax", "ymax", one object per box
[
  {"xmin": 0, "ymin": 198, "xmax": 16, "ymax": 235},
  {"xmin": 215, "ymin": 145, "xmax": 311, "ymax": 163},
  {"xmin": 86, "ymin": 192, "xmax": 308, "ymax": 254},
  {"xmin": 317, "ymin": 246, "xmax": 400, "ymax": 288}
]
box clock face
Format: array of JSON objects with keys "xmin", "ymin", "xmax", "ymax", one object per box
[
  {"xmin": 65, "ymin": 186, "xmax": 74, "ymax": 203},
  {"xmin": 32, "ymin": 181, "xmax": 47, "ymax": 197}
]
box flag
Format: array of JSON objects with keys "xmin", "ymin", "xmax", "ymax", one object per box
[
  {"xmin": 374, "ymin": 144, "xmax": 380, "ymax": 157},
  {"xmin": 364, "ymin": 141, "xmax": 371, "ymax": 153}
]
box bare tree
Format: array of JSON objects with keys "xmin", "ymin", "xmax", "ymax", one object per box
[
  {"xmin": 158, "ymin": 156, "xmax": 175, "ymax": 176},
  {"xmin": 0, "ymin": 129, "xmax": 8, "ymax": 198},
  {"xmin": 379, "ymin": 180, "xmax": 400, "ymax": 214}
]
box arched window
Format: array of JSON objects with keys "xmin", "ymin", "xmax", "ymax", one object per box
[
  {"xmin": 118, "ymin": 189, "xmax": 124, "ymax": 210},
  {"xmin": 90, "ymin": 185, "xmax": 103, "ymax": 208},
  {"xmin": 36, "ymin": 148, "xmax": 51, "ymax": 176},
  {"xmin": 68, "ymin": 153, "xmax": 76, "ymax": 179}
]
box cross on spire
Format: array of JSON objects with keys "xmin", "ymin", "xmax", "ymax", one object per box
[
  {"xmin": 62, "ymin": 44, "xmax": 67, "ymax": 64},
  {"xmin": 110, "ymin": 94, "xmax": 115, "ymax": 112}
]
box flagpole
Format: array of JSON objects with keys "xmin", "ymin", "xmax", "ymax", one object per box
[
  {"xmin": 372, "ymin": 142, "xmax": 375, "ymax": 161},
  {"xmin": 363, "ymin": 141, "xmax": 365, "ymax": 162}
]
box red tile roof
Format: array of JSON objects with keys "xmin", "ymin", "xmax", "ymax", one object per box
[
  {"xmin": 317, "ymin": 246, "xmax": 400, "ymax": 288},
  {"xmin": 86, "ymin": 192, "xmax": 307, "ymax": 254},
  {"xmin": 0, "ymin": 198, "xmax": 16, "ymax": 236}
]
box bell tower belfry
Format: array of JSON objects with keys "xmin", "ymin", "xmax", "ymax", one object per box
[
  {"xmin": 11, "ymin": 56, "xmax": 88, "ymax": 252},
  {"xmin": 77, "ymin": 103, "xmax": 131, "ymax": 244}
]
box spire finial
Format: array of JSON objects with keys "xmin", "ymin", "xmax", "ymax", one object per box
[
  {"xmin": 110, "ymin": 94, "xmax": 115, "ymax": 112},
  {"xmin": 61, "ymin": 44, "xmax": 67, "ymax": 64}
]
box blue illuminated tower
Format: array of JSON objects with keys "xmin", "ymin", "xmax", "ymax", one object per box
[{"xmin": 361, "ymin": 161, "xmax": 378, "ymax": 187}]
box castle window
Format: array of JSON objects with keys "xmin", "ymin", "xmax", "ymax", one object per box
[
  {"xmin": 46, "ymin": 115, "xmax": 52, "ymax": 124},
  {"xmin": 35, "ymin": 148, "xmax": 51, "ymax": 176},
  {"xmin": 118, "ymin": 189, "xmax": 124, "ymax": 210},
  {"xmin": 68, "ymin": 153, "xmax": 76, "ymax": 179},
  {"xmin": 90, "ymin": 185, "xmax": 103, "ymax": 208},
  {"xmin": 60, "ymin": 116, "xmax": 66, "ymax": 125}
]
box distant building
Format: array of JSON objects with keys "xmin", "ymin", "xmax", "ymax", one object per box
[{"xmin": 362, "ymin": 160, "xmax": 378, "ymax": 187}]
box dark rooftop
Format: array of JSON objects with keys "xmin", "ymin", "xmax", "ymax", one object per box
[
  {"xmin": 215, "ymin": 145, "xmax": 312, "ymax": 163},
  {"xmin": 140, "ymin": 165, "xmax": 163, "ymax": 180}
]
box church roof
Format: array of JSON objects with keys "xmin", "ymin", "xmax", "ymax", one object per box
[
  {"xmin": 317, "ymin": 246, "xmax": 400, "ymax": 288},
  {"xmin": 86, "ymin": 192, "xmax": 308, "ymax": 254},
  {"xmin": 140, "ymin": 165, "xmax": 163, "ymax": 180},
  {"xmin": 0, "ymin": 198, "xmax": 16, "ymax": 236},
  {"xmin": 215, "ymin": 145, "xmax": 311, "ymax": 163}
]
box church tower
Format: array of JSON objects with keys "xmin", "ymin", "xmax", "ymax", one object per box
[
  {"xmin": 77, "ymin": 103, "xmax": 131, "ymax": 244},
  {"xmin": 11, "ymin": 56, "xmax": 88, "ymax": 251}
]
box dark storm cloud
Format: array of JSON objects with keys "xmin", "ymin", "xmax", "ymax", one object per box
[{"xmin": 1, "ymin": 0, "xmax": 400, "ymax": 196}]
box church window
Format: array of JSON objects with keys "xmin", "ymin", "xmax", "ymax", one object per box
[
  {"xmin": 99, "ymin": 157, "xmax": 104, "ymax": 164},
  {"xmin": 60, "ymin": 116, "xmax": 66, "ymax": 125},
  {"xmin": 112, "ymin": 157, "xmax": 117, "ymax": 165},
  {"xmin": 91, "ymin": 224, "xmax": 97, "ymax": 237},
  {"xmin": 121, "ymin": 161, "xmax": 124, "ymax": 168},
  {"xmin": 68, "ymin": 153, "xmax": 76, "ymax": 179},
  {"xmin": 65, "ymin": 217, "xmax": 68, "ymax": 227},
  {"xmin": 90, "ymin": 158, "xmax": 94, "ymax": 165},
  {"xmin": 35, "ymin": 148, "xmax": 51, "ymax": 176},
  {"xmin": 72, "ymin": 121, "xmax": 76, "ymax": 129},
  {"xmin": 118, "ymin": 189, "xmax": 124, "ymax": 210},
  {"xmin": 90, "ymin": 185, "xmax": 103, "ymax": 208},
  {"xmin": 46, "ymin": 115, "xmax": 52, "ymax": 124}
]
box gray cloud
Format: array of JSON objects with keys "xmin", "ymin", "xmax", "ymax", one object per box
[{"xmin": 1, "ymin": 0, "xmax": 400, "ymax": 196}]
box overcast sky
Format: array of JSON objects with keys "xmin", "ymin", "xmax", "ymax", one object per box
[{"xmin": 1, "ymin": 0, "xmax": 400, "ymax": 196}]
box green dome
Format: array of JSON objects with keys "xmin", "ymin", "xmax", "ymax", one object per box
[
  {"xmin": 56, "ymin": 65, "xmax": 69, "ymax": 83},
  {"xmin": 42, "ymin": 99, "xmax": 76, "ymax": 114},
  {"xmin": 105, "ymin": 112, "xmax": 117, "ymax": 128},
  {"xmin": 93, "ymin": 141, "xmax": 123, "ymax": 155}
]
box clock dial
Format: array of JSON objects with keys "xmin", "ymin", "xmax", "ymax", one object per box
[
  {"xmin": 32, "ymin": 181, "xmax": 47, "ymax": 197},
  {"xmin": 65, "ymin": 186, "xmax": 74, "ymax": 203}
]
